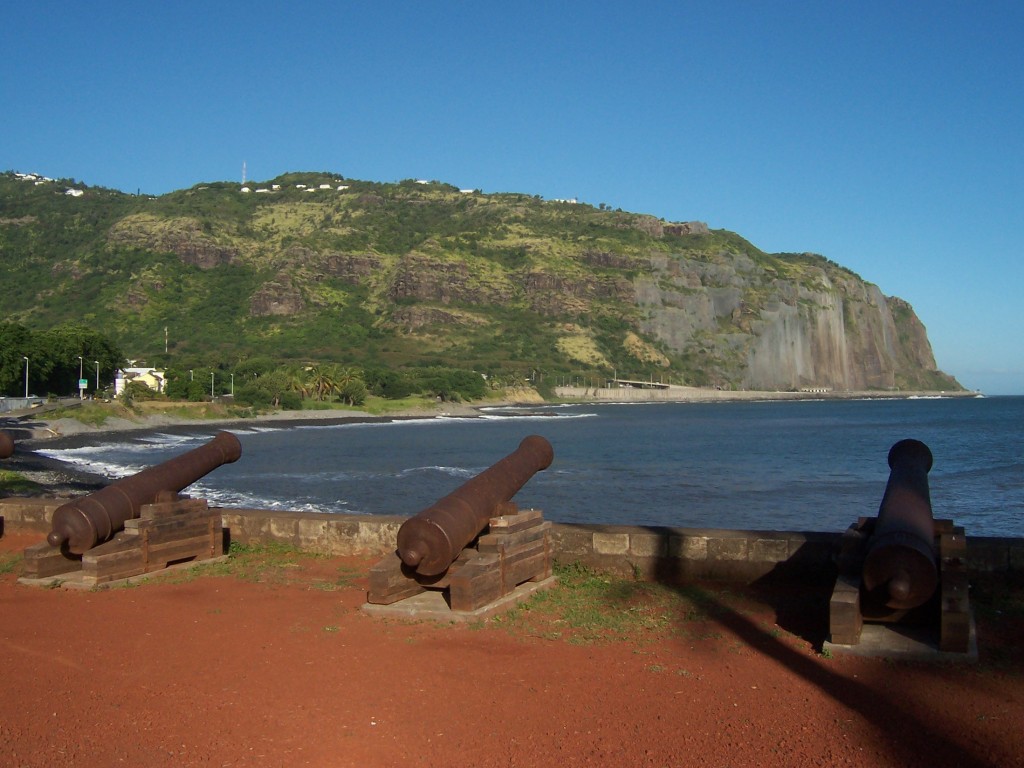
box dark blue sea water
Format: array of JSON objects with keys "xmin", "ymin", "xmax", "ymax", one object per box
[{"xmin": 39, "ymin": 396, "xmax": 1024, "ymax": 537}]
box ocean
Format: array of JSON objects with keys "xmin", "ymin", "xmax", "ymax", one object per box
[{"xmin": 37, "ymin": 396, "xmax": 1024, "ymax": 537}]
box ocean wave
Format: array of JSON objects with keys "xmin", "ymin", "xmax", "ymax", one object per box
[
  {"xmin": 477, "ymin": 412, "xmax": 595, "ymax": 421},
  {"xmin": 188, "ymin": 481, "xmax": 367, "ymax": 515},
  {"xmin": 36, "ymin": 448, "xmax": 144, "ymax": 479},
  {"xmin": 398, "ymin": 465, "xmax": 478, "ymax": 479}
]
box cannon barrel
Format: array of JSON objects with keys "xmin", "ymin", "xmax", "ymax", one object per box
[
  {"xmin": 396, "ymin": 435, "xmax": 554, "ymax": 577},
  {"xmin": 46, "ymin": 431, "xmax": 242, "ymax": 554},
  {"xmin": 0, "ymin": 430, "xmax": 13, "ymax": 460},
  {"xmin": 862, "ymin": 438, "xmax": 938, "ymax": 610}
]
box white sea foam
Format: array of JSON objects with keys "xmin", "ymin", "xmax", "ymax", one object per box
[
  {"xmin": 399, "ymin": 465, "xmax": 477, "ymax": 479},
  {"xmin": 187, "ymin": 481, "xmax": 365, "ymax": 514},
  {"xmin": 36, "ymin": 448, "xmax": 143, "ymax": 479}
]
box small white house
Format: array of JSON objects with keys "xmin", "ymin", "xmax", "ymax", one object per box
[{"xmin": 115, "ymin": 367, "xmax": 166, "ymax": 395}]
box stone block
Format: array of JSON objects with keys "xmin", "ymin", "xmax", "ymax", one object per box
[
  {"xmin": 629, "ymin": 533, "xmax": 667, "ymax": 558},
  {"xmin": 750, "ymin": 537, "xmax": 789, "ymax": 563},
  {"xmin": 296, "ymin": 517, "xmax": 328, "ymax": 548},
  {"xmin": 669, "ymin": 534, "xmax": 708, "ymax": 560},
  {"xmin": 593, "ymin": 532, "xmax": 629, "ymax": 555},
  {"xmin": 358, "ymin": 519, "xmax": 402, "ymax": 553},
  {"xmin": 269, "ymin": 516, "xmax": 299, "ymax": 544},
  {"xmin": 708, "ymin": 536, "xmax": 748, "ymax": 561},
  {"xmin": 829, "ymin": 576, "xmax": 862, "ymax": 645}
]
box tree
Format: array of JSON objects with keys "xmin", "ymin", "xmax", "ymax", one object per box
[
  {"xmin": 281, "ymin": 365, "xmax": 311, "ymax": 401},
  {"xmin": 234, "ymin": 370, "xmax": 301, "ymax": 409},
  {"xmin": 0, "ymin": 322, "xmax": 123, "ymax": 397},
  {"xmin": 417, "ymin": 367, "xmax": 486, "ymax": 402},
  {"xmin": 367, "ymin": 369, "xmax": 416, "ymax": 399},
  {"xmin": 33, "ymin": 323, "xmax": 124, "ymax": 396},
  {"xmin": 306, "ymin": 365, "xmax": 338, "ymax": 402},
  {"xmin": 338, "ymin": 378, "xmax": 367, "ymax": 406},
  {"xmin": 233, "ymin": 357, "xmax": 277, "ymax": 381},
  {"xmin": 0, "ymin": 323, "xmax": 31, "ymax": 395}
]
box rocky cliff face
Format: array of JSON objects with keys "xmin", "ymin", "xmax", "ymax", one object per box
[{"xmin": 634, "ymin": 250, "xmax": 955, "ymax": 391}]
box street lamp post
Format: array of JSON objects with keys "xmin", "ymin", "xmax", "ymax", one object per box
[
  {"xmin": 78, "ymin": 356, "xmax": 84, "ymax": 399},
  {"xmin": 23, "ymin": 357, "xmax": 29, "ymax": 398},
  {"xmin": 230, "ymin": 373, "xmax": 234, "ymax": 397},
  {"xmin": 210, "ymin": 372, "xmax": 215, "ymax": 399},
  {"xmin": 94, "ymin": 361, "xmax": 100, "ymax": 394}
]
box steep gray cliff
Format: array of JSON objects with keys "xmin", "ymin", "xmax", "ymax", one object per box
[{"xmin": 635, "ymin": 250, "xmax": 954, "ymax": 391}]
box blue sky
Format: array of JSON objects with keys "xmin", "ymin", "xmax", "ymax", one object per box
[{"xmin": 4, "ymin": 2, "xmax": 1023, "ymax": 393}]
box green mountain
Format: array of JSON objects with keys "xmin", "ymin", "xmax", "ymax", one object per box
[{"xmin": 0, "ymin": 170, "xmax": 960, "ymax": 392}]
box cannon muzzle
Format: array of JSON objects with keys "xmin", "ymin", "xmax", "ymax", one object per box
[
  {"xmin": 0, "ymin": 430, "xmax": 13, "ymax": 460},
  {"xmin": 47, "ymin": 431, "xmax": 242, "ymax": 554},
  {"xmin": 396, "ymin": 435, "xmax": 554, "ymax": 577},
  {"xmin": 862, "ymin": 438, "xmax": 938, "ymax": 610}
]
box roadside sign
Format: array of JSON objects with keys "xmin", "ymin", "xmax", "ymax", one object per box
[{"xmin": 79, "ymin": 379, "xmax": 88, "ymax": 389}]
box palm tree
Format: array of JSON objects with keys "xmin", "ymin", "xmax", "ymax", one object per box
[
  {"xmin": 281, "ymin": 365, "xmax": 311, "ymax": 401},
  {"xmin": 307, "ymin": 365, "xmax": 338, "ymax": 402},
  {"xmin": 334, "ymin": 366, "xmax": 366, "ymax": 405}
]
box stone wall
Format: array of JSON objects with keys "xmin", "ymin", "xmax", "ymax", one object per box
[{"xmin": 2, "ymin": 499, "xmax": 1021, "ymax": 584}]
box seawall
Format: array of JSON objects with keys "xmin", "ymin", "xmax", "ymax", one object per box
[
  {"xmin": 3, "ymin": 499, "xmax": 1021, "ymax": 584},
  {"xmin": 552, "ymin": 385, "xmax": 979, "ymax": 403}
]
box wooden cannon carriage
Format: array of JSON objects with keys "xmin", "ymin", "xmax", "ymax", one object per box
[
  {"xmin": 365, "ymin": 435, "xmax": 556, "ymax": 619},
  {"xmin": 21, "ymin": 431, "xmax": 241, "ymax": 587}
]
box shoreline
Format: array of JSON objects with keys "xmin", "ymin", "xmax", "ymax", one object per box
[
  {"xmin": 0, "ymin": 387, "xmax": 983, "ymax": 501},
  {"xmin": 0, "ymin": 400, "xmax": 488, "ymax": 497},
  {"xmin": 2, "ymin": 385, "xmax": 983, "ymax": 446}
]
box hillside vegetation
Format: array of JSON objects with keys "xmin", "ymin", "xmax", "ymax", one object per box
[{"xmin": 0, "ymin": 170, "xmax": 960, "ymax": 395}]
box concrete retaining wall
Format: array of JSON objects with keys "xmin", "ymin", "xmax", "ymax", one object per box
[{"xmin": 3, "ymin": 499, "xmax": 1022, "ymax": 584}]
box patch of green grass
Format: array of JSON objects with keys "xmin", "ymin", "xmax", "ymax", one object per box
[
  {"xmin": 333, "ymin": 564, "xmax": 361, "ymax": 588},
  {"xmin": 358, "ymin": 395, "xmax": 439, "ymax": 415},
  {"xmin": 159, "ymin": 540, "xmax": 314, "ymax": 585},
  {"xmin": 38, "ymin": 401, "xmax": 141, "ymax": 427},
  {"xmin": 491, "ymin": 561, "xmax": 710, "ymax": 645},
  {"xmin": 0, "ymin": 552, "xmax": 23, "ymax": 575},
  {"xmin": 0, "ymin": 469, "xmax": 44, "ymax": 494}
]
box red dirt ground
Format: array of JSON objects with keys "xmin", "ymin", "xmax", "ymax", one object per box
[{"xmin": 1, "ymin": 530, "xmax": 1022, "ymax": 768}]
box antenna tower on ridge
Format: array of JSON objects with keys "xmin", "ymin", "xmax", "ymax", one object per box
[{"xmin": 242, "ymin": 161, "xmax": 247, "ymax": 185}]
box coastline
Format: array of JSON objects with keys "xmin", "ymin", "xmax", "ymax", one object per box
[
  {"xmin": 1, "ymin": 384, "xmax": 981, "ymax": 447},
  {"xmin": 0, "ymin": 386, "xmax": 981, "ymax": 501},
  {"xmin": 0, "ymin": 399, "xmax": 490, "ymax": 497}
]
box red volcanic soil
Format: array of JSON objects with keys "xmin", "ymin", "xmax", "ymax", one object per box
[{"xmin": 1, "ymin": 530, "xmax": 1022, "ymax": 768}]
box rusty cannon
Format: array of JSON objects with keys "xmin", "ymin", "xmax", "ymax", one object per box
[
  {"xmin": 395, "ymin": 434, "xmax": 554, "ymax": 577},
  {"xmin": 0, "ymin": 430, "xmax": 13, "ymax": 460},
  {"xmin": 861, "ymin": 438, "xmax": 939, "ymax": 611},
  {"xmin": 46, "ymin": 430, "xmax": 242, "ymax": 555}
]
